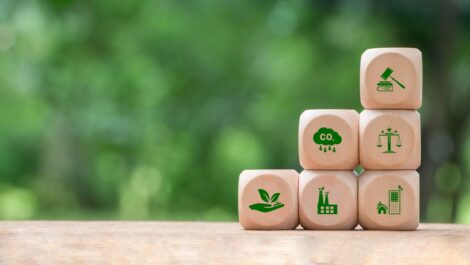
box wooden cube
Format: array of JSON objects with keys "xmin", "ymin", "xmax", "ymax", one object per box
[
  {"xmin": 360, "ymin": 110, "xmax": 420, "ymax": 169},
  {"xmin": 299, "ymin": 170, "xmax": 357, "ymax": 230},
  {"xmin": 360, "ymin": 48, "xmax": 422, "ymax": 109},
  {"xmin": 238, "ymin": 170, "xmax": 299, "ymax": 230},
  {"xmin": 299, "ymin": 110, "xmax": 359, "ymax": 170},
  {"xmin": 358, "ymin": 170, "xmax": 419, "ymax": 230}
]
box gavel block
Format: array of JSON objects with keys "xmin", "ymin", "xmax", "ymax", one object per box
[
  {"xmin": 360, "ymin": 48, "xmax": 422, "ymax": 109},
  {"xmin": 358, "ymin": 170, "xmax": 419, "ymax": 230},
  {"xmin": 299, "ymin": 110, "xmax": 359, "ymax": 170},
  {"xmin": 238, "ymin": 170, "xmax": 299, "ymax": 230},
  {"xmin": 360, "ymin": 110, "xmax": 420, "ymax": 169},
  {"xmin": 299, "ymin": 170, "xmax": 357, "ymax": 230}
]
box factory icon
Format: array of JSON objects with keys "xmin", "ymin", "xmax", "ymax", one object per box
[{"xmin": 317, "ymin": 187, "xmax": 338, "ymax": 215}]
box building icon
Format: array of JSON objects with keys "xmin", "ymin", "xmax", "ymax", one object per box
[
  {"xmin": 376, "ymin": 201, "xmax": 388, "ymax": 214},
  {"xmin": 376, "ymin": 185, "xmax": 403, "ymax": 215},
  {"xmin": 389, "ymin": 186, "xmax": 402, "ymax": 214},
  {"xmin": 317, "ymin": 187, "xmax": 338, "ymax": 215}
]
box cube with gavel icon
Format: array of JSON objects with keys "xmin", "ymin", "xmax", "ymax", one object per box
[
  {"xmin": 360, "ymin": 48, "xmax": 422, "ymax": 109},
  {"xmin": 377, "ymin": 67, "xmax": 406, "ymax": 92}
]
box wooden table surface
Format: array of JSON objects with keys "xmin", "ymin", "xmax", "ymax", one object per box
[{"xmin": 0, "ymin": 222, "xmax": 469, "ymax": 265}]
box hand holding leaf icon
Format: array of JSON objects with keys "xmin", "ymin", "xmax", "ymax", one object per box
[{"xmin": 249, "ymin": 189, "xmax": 285, "ymax": 213}]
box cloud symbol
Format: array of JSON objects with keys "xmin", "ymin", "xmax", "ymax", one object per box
[{"xmin": 313, "ymin": 127, "xmax": 342, "ymax": 146}]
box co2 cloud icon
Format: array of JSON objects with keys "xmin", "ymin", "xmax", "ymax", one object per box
[{"xmin": 313, "ymin": 127, "xmax": 342, "ymax": 153}]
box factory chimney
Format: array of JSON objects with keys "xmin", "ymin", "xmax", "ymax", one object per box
[{"xmin": 318, "ymin": 187, "xmax": 324, "ymax": 207}]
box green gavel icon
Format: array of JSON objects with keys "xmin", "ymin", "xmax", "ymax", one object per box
[{"xmin": 380, "ymin": 67, "xmax": 406, "ymax": 89}]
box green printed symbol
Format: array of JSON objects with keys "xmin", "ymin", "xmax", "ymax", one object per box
[
  {"xmin": 313, "ymin": 127, "xmax": 342, "ymax": 153},
  {"xmin": 377, "ymin": 67, "xmax": 406, "ymax": 92},
  {"xmin": 377, "ymin": 128, "xmax": 402, "ymax": 153},
  {"xmin": 377, "ymin": 185, "xmax": 403, "ymax": 215},
  {"xmin": 317, "ymin": 187, "xmax": 338, "ymax": 215},
  {"xmin": 249, "ymin": 189, "xmax": 284, "ymax": 213}
]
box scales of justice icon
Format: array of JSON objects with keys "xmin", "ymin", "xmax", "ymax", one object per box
[{"xmin": 376, "ymin": 128, "xmax": 402, "ymax": 153}]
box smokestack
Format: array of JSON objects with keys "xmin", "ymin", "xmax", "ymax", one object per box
[{"xmin": 318, "ymin": 187, "xmax": 324, "ymax": 206}]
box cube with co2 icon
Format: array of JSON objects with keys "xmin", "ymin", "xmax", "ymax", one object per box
[{"xmin": 299, "ymin": 109, "xmax": 359, "ymax": 170}]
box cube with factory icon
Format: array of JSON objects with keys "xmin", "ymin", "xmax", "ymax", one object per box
[{"xmin": 299, "ymin": 170, "xmax": 357, "ymax": 230}]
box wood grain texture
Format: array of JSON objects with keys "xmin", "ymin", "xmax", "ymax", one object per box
[{"xmin": 0, "ymin": 222, "xmax": 469, "ymax": 265}]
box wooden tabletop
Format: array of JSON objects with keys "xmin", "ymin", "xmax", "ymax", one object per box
[{"xmin": 0, "ymin": 222, "xmax": 469, "ymax": 265}]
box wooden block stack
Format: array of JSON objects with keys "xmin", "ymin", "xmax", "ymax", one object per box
[
  {"xmin": 238, "ymin": 47, "xmax": 422, "ymax": 231},
  {"xmin": 298, "ymin": 110, "xmax": 359, "ymax": 230},
  {"xmin": 358, "ymin": 48, "xmax": 421, "ymax": 230}
]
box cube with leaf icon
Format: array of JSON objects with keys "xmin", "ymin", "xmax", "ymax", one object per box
[{"xmin": 238, "ymin": 170, "xmax": 299, "ymax": 230}]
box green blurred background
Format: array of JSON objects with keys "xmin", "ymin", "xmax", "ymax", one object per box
[{"xmin": 0, "ymin": 0, "xmax": 469, "ymax": 223}]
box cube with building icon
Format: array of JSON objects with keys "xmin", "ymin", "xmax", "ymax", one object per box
[{"xmin": 359, "ymin": 171, "xmax": 419, "ymax": 230}]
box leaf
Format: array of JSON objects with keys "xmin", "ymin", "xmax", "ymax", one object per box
[
  {"xmin": 258, "ymin": 189, "xmax": 270, "ymax": 202},
  {"xmin": 271, "ymin": 193, "xmax": 280, "ymax": 203}
]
